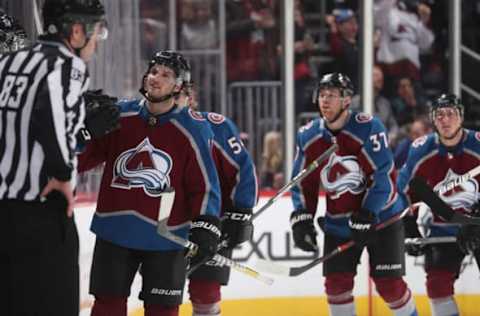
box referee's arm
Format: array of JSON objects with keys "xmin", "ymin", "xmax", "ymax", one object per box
[{"xmin": 33, "ymin": 58, "xmax": 87, "ymax": 214}]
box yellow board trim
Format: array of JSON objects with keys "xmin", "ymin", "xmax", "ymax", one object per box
[{"xmin": 130, "ymin": 295, "xmax": 480, "ymax": 316}]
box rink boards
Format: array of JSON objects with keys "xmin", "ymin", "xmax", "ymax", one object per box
[{"xmin": 75, "ymin": 196, "xmax": 480, "ymax": 316}]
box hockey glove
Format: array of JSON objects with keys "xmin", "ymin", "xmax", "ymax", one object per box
[
  {"xmin": 222, "ymin": 208, "xmax": 254, "ymax": 249},
  {"xmin": 403, "ymin": 214, "xmax": 425, "ymax": 256},
  {"xmin": 291, "ymin": 210, "xmax": 318, "ymax": 252},
  {"xmin": 349, "ymin": 208, "xmax": 375, "ymax": 248},
  {"xmin": 188, "ymin": 215, "xmax": 222, "ymax": 267},
  {"xmin": 77, "ymin": 90, "xmax": 120, "ymax": 144},
  {"xmin": 457, "ymin": 224, "xmax": 480, "ymax": 254}
]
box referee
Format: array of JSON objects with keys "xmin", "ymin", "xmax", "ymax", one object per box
[{"xmin": 0, "ymin": 1, "xmax": 108, "ymax": 315}]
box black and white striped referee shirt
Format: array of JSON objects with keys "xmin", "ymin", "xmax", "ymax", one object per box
[{"xmin": 0, "ymin": 39, "xmax": 89, "ymax": 201}]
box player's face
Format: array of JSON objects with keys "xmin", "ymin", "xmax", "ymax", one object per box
[
  {"xmin": 433, "ymin": 107, "xmax": 462, "ymax": 139},
  {"xmin": 145, "ymin": 64, "xmax": 178, "ymax": 98},
  {"xmin": 318, "ymin": 88, "xmax": 348, "ymax": 123}
]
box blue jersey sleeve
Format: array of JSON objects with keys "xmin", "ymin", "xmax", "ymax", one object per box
[
  {"xmin": 361, "ymin": 118, "xmax": 398, "ymax": 215},
  {"xmin": 179, "ymin": 109, "xmax": 222, "ymax": 218},
  {"xmin": 207, "ymin": 113, "xmax": 258, "ymax": 209}
]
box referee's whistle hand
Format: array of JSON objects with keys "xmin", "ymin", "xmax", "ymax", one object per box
[{"xmin": 41, "ymin": 179, "xmax": 75, "ymax": 217}]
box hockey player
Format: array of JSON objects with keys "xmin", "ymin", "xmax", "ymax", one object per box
[
  {"xmin": 77, "ymin": 50, "xmax": 222, "ymax": 316},
  {"xmin": 177, "ymin": 86, "xmax": 258, "ymax": 316},
  {"xmin": 398, "ymin": 93, "xmax": 480, "ymax": 316},
  {"xmin": 290, "ymin": 73, "xmax": 418, "ymax": 316},
  {"xmin": 0, "ymin": 2, "xmax": 108, "ymax": 315}
]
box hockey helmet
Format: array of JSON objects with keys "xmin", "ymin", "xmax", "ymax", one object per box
[
  {"xmin": 430, "ymin": 93, "xmax": 464, "ymax": 120},
  {"xmin": 312, "ymin": 72, "xmax": 354, "ymax": 104},
  {"xmin": 42, "ymin": 0, "xmax": 108, "ymax": 40},
  {"xmin": 139, "ymin": 50, "xmax": 192, "ymax": 101},
  {"xmin": 0, "ymin": 11, "xmax": 29, "ymax": 53}
]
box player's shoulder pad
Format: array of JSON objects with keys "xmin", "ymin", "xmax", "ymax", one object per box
[
  {"xmin": 347, "ymin": 112, "xmax": 383, "ymax": 141},
  {"xmin": 464, "ymin": 129, "xmax": 480, "ymax": 153},
  {"xmin": 117, "ymin": 98, "xmax": 142, "ymax": 116},
  {"xmin": 176, "ymin": 107, "xmax": 215, "ymax": 138},
  {"xmin": 297, "ymin": 118, "xmax": 323, "ymax": 144},
  {"xmin": 408, "ymin": 133, "xmax": 436, "ymax": 159},
  {"xmin": 203, "ymin": 111, "xmax": 227, "ymax": 125}
]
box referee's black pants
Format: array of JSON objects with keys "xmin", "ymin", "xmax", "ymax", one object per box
[{"xmin": 0, "ymin": 198, "xmax": 79, "ymax": 316}]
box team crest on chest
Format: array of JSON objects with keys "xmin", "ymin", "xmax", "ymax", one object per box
[
  {"xmin": 111, "ymin": 138, "xmax": 173, "ymax": 197},
  {"xmin": 320, "ymin": 153, "xmax": 366, "ymax": 198},
  {"xmin": 434, "ymin": 169, "xmax": 479, "ymax": 211}
]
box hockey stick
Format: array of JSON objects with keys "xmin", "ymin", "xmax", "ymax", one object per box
[
  {"xmin": 185, "ymin": 237, "xmax": 228, "ymax": 277},
  {"xmin": 405, "ymin": 236, "xmax": 457, "ymax": 246},
  {"xmin": 252, "ymin": 143, "xmax": 338, "ymax": 221},
  {"xmin": 409, "ymin": 177, "xmax": 480, "ymax": 225},
  {"xmin": 155, "ymin": 189, "xmax": 274, "ymax": 285},
  {"xmin": 188, "ymin": 144, "xmax": 338, "ymax": 275},
  {"xmin": 437, "ymin": 164, "xmax": 480, "ymax": 195},
  {"xmin": 255, "ymin": 207, "xmax": 410, "ymax": 277}
]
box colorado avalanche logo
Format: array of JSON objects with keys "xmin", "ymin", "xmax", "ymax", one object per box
[
  {"xmin": 475, "ymin": 132, "xmax": 480, "ymax": 142},
  {"xmin": 320, "ymin": 153, "xmax": 366, "ymax": 198},
  {"xmin": 188, "ymin": 109, "xmax": 206, "ymax": 121},
  {"xmin": 207, "ymin": 112, "xmax": 226, "ymax": 124},
  {"xmin": 355, "ymin": 113, "xmax": 372, "ymax": 123},
  {"xmin": 434, "ymin": 169, "xmax": 479, "ymax": 211},
  {"xmin": 111, "ymin": 138, "xmax": 173, "ymax": 197}
]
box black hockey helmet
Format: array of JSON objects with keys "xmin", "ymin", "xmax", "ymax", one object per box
[
  {"xmin": 140, "ymin": 50, "xmax": 192, "ymax": 102},
  {"xmin": 312, "ymin": 72, "xmax": 354, "ymax": 104},
  {"xmin": 430, "ymin": 93, "xmax": 464, "ymax": 120},
  {"xmin": 42, "ymin": 0, "xmax": 108, "ymax": 40},
  {"xmin": 140, "ymin": 50, "xmax": 192, "ymax": 93},
  {"xmin": 0, "ymin": 11, "xmax": 29, "ymax": 53}
]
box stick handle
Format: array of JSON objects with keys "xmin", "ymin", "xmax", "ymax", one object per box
[
  {"xmin": 438, "ymin": 164, "xmax": 480, "ymax": 195},
  {"xmin": 405, "ymin": 236, "xmax": 457, "ymax": 245},
  {"xmin": 253, "ymin": 144, "xmax": 337, "ymax": 220}
]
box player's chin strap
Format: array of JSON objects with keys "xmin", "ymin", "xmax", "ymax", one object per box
[{"xmin": 142, "ymin": 90, "xmax": 180, "ymax": 104}]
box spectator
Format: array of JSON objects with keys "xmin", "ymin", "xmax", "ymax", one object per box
[
  {"xmin": 326, "ymin": 8, "xmax": 359, "ymax": 88},
  {"xmin": 287, "ymin": 0, "xmax": 315, "ymax": 115},
  {"xmin": 226, "ymin": 0, "xmax": 278, "ymax": 81},
  {"xmin": 260, "ymin": 131, "xmax": 284, "ymax": 189},
  {"xmin": 179, "ymin": 0, "xmax": 218, "ymax": 50},
  {"xmin": 139, "ymin": 0, "xmax": 168, "ymax": 60},
  {"xmin": 390, "ymin": 76, "xmax": 429, "ymax": 128},
  {"xmin": 351, "ymin": 65, "xmax": 400, "ymax": 146},
  {"xmin": 393, "ymin": 117, "xmax": 431, "ymax": 168},
  {"xmin": 375, "ymin": 0, "xmax": 434, "ymax": 96}
]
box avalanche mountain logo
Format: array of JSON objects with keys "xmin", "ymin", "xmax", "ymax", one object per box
[
  {"xmin": 111, "ymin": 138, "xmax": 173, "ymax": 197},
  {"xmin": 320, "ymin": 153, "xmax": 366, "ymax": 198},
  {"xmin": 434, "ymin": 169, "xmax": 479, "ymax": 211}
]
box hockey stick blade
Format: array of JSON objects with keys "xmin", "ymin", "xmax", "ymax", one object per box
[
  {"xmin": 252, "ymin": 143, "xmax": 338, "ymax": 220},
  {"xmin": 254, "ymin": 207, "xmax": 410, "ymax": 277},
  {"xmin": 255, "ymin": 241, "xmax": 355, "ymax": 277},
  {"xmin": 405, "ymin": 236, "xmax": 456, "ymax": 246},
  {"xmin": 409, "ymin": 177, "xmax": 480, "ymax": 225},
  {"xmin": 156, "ymin": 203, "xmax": 274, "ymax": 285}
]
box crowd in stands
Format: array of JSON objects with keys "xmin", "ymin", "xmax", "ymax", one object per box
[
  {"xmin": 136, "ymin": 0, "xmax": 479, "ymax": 192},
  {"xmin": 255, "ymin": 0, "xmax": 473, "ymax": 190}
]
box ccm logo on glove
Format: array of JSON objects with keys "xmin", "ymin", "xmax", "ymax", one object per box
[{"xmin": 224, "ymin": 212, "xmax": 252, "ymax": 221}]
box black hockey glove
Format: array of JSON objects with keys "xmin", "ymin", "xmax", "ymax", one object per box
[
  {"xmin": 188, "ymin": 215, "xmax": 222, "ymax": 267},
  {"xmin": 403, "ymin": 214, "xmax": 425, "ymax": 256},
  {"xmin": 222, "ymin": 208, "xmax": 254, "ymax": 249},
  {"xmin": 77, "ymin": 90, "xmax": 120, "ymax": 144},
  {"xmin": 290, "ymin": 210, "xmax": 318, "ymax": 252},
  {"xmin": 349, "ymin": 208, "xmax": 375, "ymax": 248},
  {"xmin": 457, "ymin": 224, "xmax": 480, "ymax": 254}
]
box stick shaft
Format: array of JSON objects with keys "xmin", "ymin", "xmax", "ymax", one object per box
[{"xmin": 253, "ymin": 144, "xmax": 337, "ymax": 220}]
